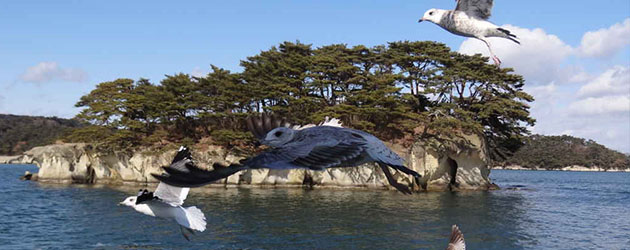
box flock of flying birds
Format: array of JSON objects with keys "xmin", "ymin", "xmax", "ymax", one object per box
[{"xmin": 119, "ymin": 0, "xmax": 519, "ymax": 248}]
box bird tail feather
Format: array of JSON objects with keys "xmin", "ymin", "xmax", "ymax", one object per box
[
  {"xmin": 497, "ymin": 28, "xmax": 520, "ymax": 45},
  {"xmin": 184, "ymin": 206, "xmax": 207, "ymax": 232}
]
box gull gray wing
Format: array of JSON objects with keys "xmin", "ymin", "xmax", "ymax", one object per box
[
  {"xmin": 351, "ymin": 129, "xmax": 420, "ymax": 177},
  {"xmin": 154, "ymin": 182, "xmax": 190, "ymax": 206},
  {"xmin": 244, "ymin": 127, "xmax": 368, "ymax": 170},
  {"xmin": 359, "ymin": 132, "xmax": 405, "ymax": 167},
  {"xmin": 372, "ymin": 144, "xmax": 404, "ymax": 166},
  {"xmin": 455, "ymin": 0, "xmax": 493, "ymax": 20},
  {"xmin": 244, "ymin": 142, "xmax": 367, "ymax": 170}
]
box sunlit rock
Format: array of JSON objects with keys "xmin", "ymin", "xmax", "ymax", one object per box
[{"xmin": 12, "ymin": 133, "xmax": 497, "ymax": 191}]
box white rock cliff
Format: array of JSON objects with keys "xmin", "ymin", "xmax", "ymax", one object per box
[{"xmin": 7, "ymin": 134, "xmax": 496, "ymax": 191}]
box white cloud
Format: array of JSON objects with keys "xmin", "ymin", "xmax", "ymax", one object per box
[
  {"xmin": 568, "ymin": 96, "xmax": 630, "ymax": 116},
  {"xmin": 524, "ymin": 83, "xmax": 561, "ymax": 126},
  {"xmin": 459, "ymin": 19, "xmax": 630, "ymax": 85},
  {"xmin": 20, "ymin": 62, "xmax": 88, "ymax": 83},
  {"xmin": 569, "ymin": 65, "xmax": 630, "ymax": 118},
  {"xmin": 458, "ymin": 25, "xmax": 575, "ymax": 84},
  {"xmin": 562, "ymin": 66, "xmax": 630, "ymax": 152},
  {"xmin": 191, "ymin": 67, "xmax": 208, "ymax": 78},
  {"xmin": 577, "ymin": 65, "xmax": 630, "ymax": 98},
  {"xmin": 531, "ymin": 104, "xmax": 630, "ymax": 153},
  {"xmin": 526, "ymin": 83, "xmax": 557, "ymax": 99},
  {"xmin": 458, "ymin": 19, "xmax": 630, "ymax": 153},
  {"xmin": 577, "ymin": 18, "xmax": 630, "ymax": 58},
  {"xmin": 529, "ymin": 66, "xmax": 630, "ymax": 152}
]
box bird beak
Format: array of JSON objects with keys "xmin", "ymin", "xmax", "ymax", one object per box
[
  {"xmin": 418, "ymin": 18, "xmax": 424, "ymax": 23},
  {"xmin": 260, "ymin": 139, "xmax": 270, "ymax": 146},
  {"xmin": 118, "ymin": 202, "xmax": 124, "ymax": 206}
]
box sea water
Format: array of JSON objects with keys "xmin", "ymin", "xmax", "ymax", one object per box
[{"xmin": 1, "ymin": 164, "xmax": 628, "ymax": 249}]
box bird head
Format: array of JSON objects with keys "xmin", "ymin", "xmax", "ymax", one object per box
[
  {"xmin": 262, "ymin": 127, "xmax": 295, "ymax": 147},
  {"xmin": 119, "ymin": 196, "xmax": 137, "ymax": 207},
  {"xmin": 419, "ymin": 8, "xmax": 444, "ymax": 24}
]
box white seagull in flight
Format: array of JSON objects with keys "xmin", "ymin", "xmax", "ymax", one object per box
[
  {"xmin": 419, "ymin": 0, "xmax": 519, "ymax": 66},
  {"xmin": 119, "ymin": 146, "xmax": 206, "ymax": 241}
]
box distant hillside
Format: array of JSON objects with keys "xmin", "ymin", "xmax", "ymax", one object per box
[
  {"xmin": 505, "ymin": 135, "xmax": 630, "ymax": 170},
  {"xmin": 0, "ymin": 114, "xmax": 83, "ymax": 155}
]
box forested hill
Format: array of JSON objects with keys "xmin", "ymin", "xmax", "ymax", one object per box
[
  {"xmin": 504, "ymin": 135, "xmax": 630, "ymax": 170},
  {"xmin": 67, "ymin": 40, "xmax": 535, "ymax": 161},
  {"xmin": 0, "ymin": 114, "xmax": 83, "ymax": 155}
]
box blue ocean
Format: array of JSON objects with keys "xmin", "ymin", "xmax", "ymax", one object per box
[{"xmin": 1, "ymin": 164, "xmax": 629, "ymax": 249}]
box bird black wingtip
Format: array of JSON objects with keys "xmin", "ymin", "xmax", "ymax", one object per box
[
  {"xmin": 212, "ymin": 162, "xmax": 227, "ymax": 169},
  {"xmin": 151, "ymin": 172, "xmax": 187, "ymax": 187},
  {"xmin": 171, "ymin": 145, "xmax": 192, "ymax": 164},
  {"xmin": 151, "ymin": 172, "xmax": 168, "ymax": 181}
]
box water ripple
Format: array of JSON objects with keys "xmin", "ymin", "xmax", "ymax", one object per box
[{"xmin": 1, "ymin": 165, "xmax": 629, "ymax": 249}]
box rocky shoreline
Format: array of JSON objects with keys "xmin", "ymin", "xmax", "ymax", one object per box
[
  {"xmin": 0, "ymin": 155, "xmax": 22, "ymax": 164},
  {"xmin": 0, "ymin": 133, "xmax": 499, "ymax": 191},
  {"xmin": 492, "ymin": 165, "xmax": 630, "ymax": 172}
]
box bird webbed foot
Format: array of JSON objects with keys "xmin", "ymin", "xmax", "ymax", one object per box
[
  {"xmin": 179, "ymin": 226, "xmax": 192, "ymax": 241},
  {"xmin": 492, "ymin": 55, "xmax": 502, "ymax": 66}
]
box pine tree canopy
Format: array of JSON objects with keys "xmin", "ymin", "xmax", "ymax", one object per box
[{"xmin": 69, "ymin": 40, "xmax": 536, "ymax": 161}]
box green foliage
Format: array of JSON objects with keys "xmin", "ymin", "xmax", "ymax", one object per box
[
  {"xmin": 70, "ymin": 40, "xmax": 535, "ymax": 159},
  {"xmin": 64, "ymin": 125, "xmax": 114, "ymax": 143},
  {"xmin": 505, "ymin": 135, "xmax": 630, "ymax": 170},
  {"xmin": 427, "ymin": 53, "xmax": 535, "ymax": 160},
  {"xmin": 0, "ymin": 114, "xmax": 83, "ymax": 155},
  {"xmin": 209, "ymin": 129, "xmax": 254, "ymax": 148}
]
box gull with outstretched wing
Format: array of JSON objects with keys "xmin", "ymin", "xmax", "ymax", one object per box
[
  {"xmin": 419, "ymin": 0, "xmax": 519, "ymax": 66},
  {"xmin": 153, "ymin": 114, "xmax": 422, "ymax": 194},
  {"xmin": 119, "ymin": 146, "xmax": 206, "ymax": 241},
  {"xmin": 446, "ymin": 225, "xmax": 466, "ymax": 250}
]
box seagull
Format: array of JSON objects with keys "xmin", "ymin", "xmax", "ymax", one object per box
[
  {"xmin": 152, "ymin": 114, "xmax": 422, "ymax": 194},
  {"xmin": 119, "ymin": 146, "xmax": 206, "ymax": 241},
  {"xmin": 446, "ymin": 225, "xmax": 466, "ymax": 250},
  {"xmin": 419, "ymin": 0, "xmax": 519, "ymax": 65}
]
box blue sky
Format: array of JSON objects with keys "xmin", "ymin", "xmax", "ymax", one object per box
[{"xmin": 1, "ymin": 0, "xmax": 629, "ymax": 152}]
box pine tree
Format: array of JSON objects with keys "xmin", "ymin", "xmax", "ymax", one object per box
[{"xmin": 69, "ymin": 40, "xmax": 537, "ymax": 160}]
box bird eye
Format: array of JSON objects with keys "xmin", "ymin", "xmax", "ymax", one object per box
[
  {"xmin": 274, "ymin": 131, "xmax": 283, "ymax": 137},
  {"xmin": 429, "ymin": 11, "xmax": 434, "ymax": 15}
]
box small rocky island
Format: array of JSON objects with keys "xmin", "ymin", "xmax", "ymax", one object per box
[
  {"xmin": 4, "ymin": 41, "xmax": 627, "ymax": 190},
  {"xmin": 3, "ymin": 133, "xmax": 496, "ymax": 191}
]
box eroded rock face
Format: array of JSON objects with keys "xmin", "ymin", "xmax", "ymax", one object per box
[
  {"xmin": 408, "ymin": 134, "xmax": 494, "ymax": 191},
  {"xmin": 14, "ymin": 134, "xmax": 495, "ymax": 191}
]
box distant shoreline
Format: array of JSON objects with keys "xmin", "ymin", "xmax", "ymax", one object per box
[
  {"xmin": 0, "ymin": 155, "xmax": 21, "ymax": 164},
  {"xmin": 492, "ymin": 165, "xmax": 630, "ymax": 172}
]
